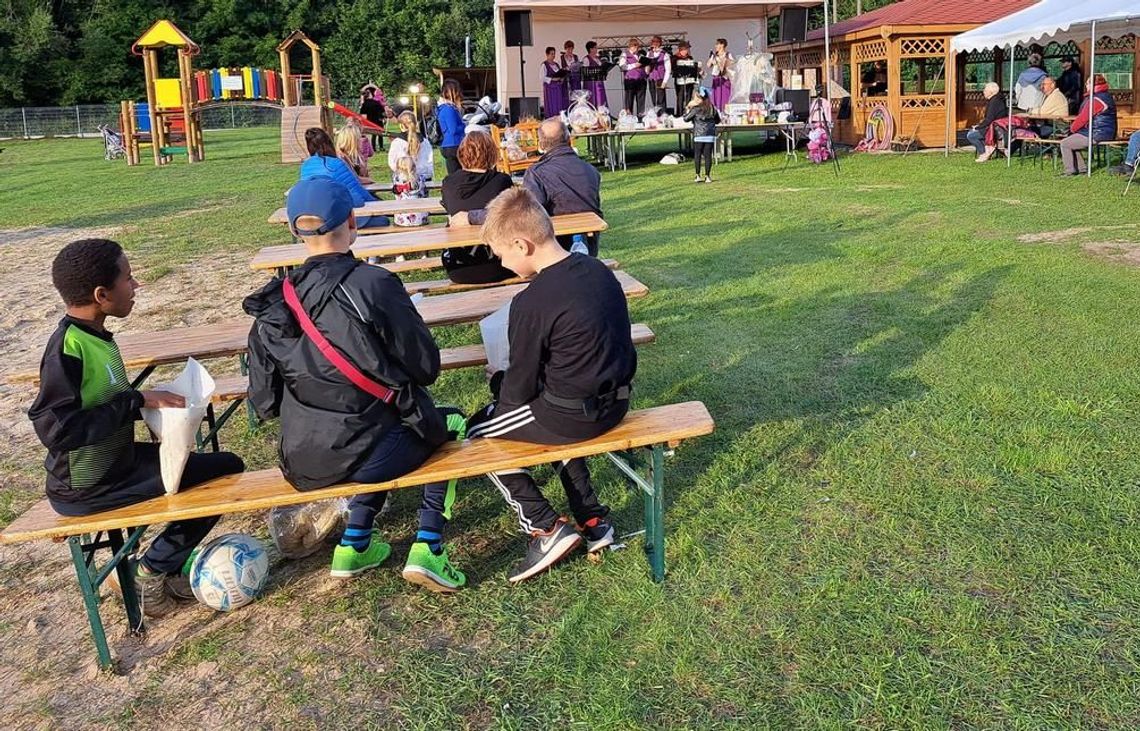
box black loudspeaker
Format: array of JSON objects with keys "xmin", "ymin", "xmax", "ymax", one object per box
[
  {"xmin": 779, "ymin": 8, "xmax": 809, "ymax": 43},
  {"xmin": 505, "ymin": 10, "xmax": 533, "ymax": 47},
  {"xmin": 509, "ymin": 96, "xmax": 541, "ymax": 121},
  {"xmin": 777, "ymin": 88, "xmax": 811, "ymax": 118}
]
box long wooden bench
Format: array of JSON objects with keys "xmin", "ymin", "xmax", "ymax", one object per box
[
  {"xmin": 268, "ymin": 197, "xmax": 447, "ymax": 224},
  {"xmin": 0, "ymin": 402, "xmax": 714, "ymax": 670},
  {"xmin": 251, "ymin": 212, "xmax": 608, "ymax": 274}
]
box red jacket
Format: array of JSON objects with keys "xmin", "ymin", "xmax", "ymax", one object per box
[{"xmin": 1071, "ymin": 79, "xmax": 1111, "ymax": 135}]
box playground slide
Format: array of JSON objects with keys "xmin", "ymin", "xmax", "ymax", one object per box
[{"xmin": 327, "ymin": 101, "xmax": 385, "ymax": 133}]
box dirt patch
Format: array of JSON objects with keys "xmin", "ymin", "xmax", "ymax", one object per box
[
  {"xmin": 1017, "ymin": 224, "xmax": 1140, "ymax": 244},
  {"xmin": 0, "ymin": 227, "xmax": 267, "ymax": 472},
  {"xmin": 1081, "ymin": 241, "xmax": 1140, "ymax": 267}
]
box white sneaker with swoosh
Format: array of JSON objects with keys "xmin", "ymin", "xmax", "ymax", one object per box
[{"xmin": 508, "ymin": 518, "xmax": 582, "ymax": 584}]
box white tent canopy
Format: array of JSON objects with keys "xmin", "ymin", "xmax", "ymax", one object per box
[
  {"xmin": 951, "ymin": 0, "xmax": 1140, "ymax": 52},
  {"xmin": 493, "ymin": 0, "xmax": 827, "ymax": 111}
]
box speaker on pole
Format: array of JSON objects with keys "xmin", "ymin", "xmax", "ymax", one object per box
[
  {"xmin": 504, "ymin": 10, "xmax": 533, "ymax": 47},
  {"xmin": 779, "ymin": 8, "xmax": 809, "ymax": 43}
]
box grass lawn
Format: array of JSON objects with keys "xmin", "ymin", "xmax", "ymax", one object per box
[{"xmin": 2, "ymin": 127, "xmax": 1140, "ymax": 729}]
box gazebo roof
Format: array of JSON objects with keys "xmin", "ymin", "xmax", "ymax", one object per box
[{"xmin": 803, "ymin": 0, "xmax": 1037, "ymax": 42}]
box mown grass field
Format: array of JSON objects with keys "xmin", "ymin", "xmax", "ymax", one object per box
[{"xmin": 2, "ymin": 127, "xmax": 1140, "ymax": 729}]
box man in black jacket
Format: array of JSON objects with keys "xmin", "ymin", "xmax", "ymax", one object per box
[
  {"xmin": 522, "ymin": 118, "xmax": 603, "ymax": 255},
  {"xmin": 244, "ymin": 178, "xmax": 466, "ymax": 593}
]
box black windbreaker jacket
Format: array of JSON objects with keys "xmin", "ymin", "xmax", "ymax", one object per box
[{"xmin": 243, "ymin": 252, "xmax": 443, "ymax": 490}]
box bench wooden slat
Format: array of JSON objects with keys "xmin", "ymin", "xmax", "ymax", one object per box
[
  {"xmin": 268, "ymin": 197, "xmax": 446, "ymax": 224},
  {"xmin": 404, "ymin": 258, "xmax": 617, "ymax": 296},
  {"xmin": 358, "ymin": 221, "xmax": 448, "ymax": 236},
  {"xmin": 208, "ymin": 323, "xmax": 656, "ymax": 403},
  {"xmin": 0, "ymin": 402, "xmax": 714, "ymax": 544},
  {"xmin": 250, "ymin": 212, "xmax": 608, "ymax": 271},
  {"xmin": 9, "ymin": 271, "xmax": 648, "ymax": 383}
]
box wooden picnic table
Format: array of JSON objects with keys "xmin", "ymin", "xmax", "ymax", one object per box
[
  {"xmin": 251, "ymin": 211, "xmax": 608, "ymax": 274},
  {"xmin": 365, "ymin": 180, "xmax": 443, "ymax": 193},
  {"xmin": 8, "ymin": 270, "xmax": 647, "ymax": 383},
  {"xmin": 268, "ymin": 197, "xmax": 445, "ymax": 224}
]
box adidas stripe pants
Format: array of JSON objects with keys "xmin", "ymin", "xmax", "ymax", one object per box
[{"xmin": 467, "ymin": 402, "xmax": 610, "ymax": 534}]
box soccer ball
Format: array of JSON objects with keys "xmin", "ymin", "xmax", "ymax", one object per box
[{"xmin": 190, "ymin": 534, "xmax": 269, "ymax": 612}]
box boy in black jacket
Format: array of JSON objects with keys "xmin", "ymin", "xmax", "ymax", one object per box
[
  {"xmin": 244, "ymin": 178, "xmax": 466, "ymax": 593},
  {"xmin": 29, "ymin": 239, "xmax": 245, "ymax": 618},
  {"xmin": 467, "ymin": 188, "xmax": 637, "ymax": 583}
]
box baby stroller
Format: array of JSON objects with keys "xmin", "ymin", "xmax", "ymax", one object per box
[{"xmin": 99, "ymin": 125, "xmax": 126, "ymax": 161}]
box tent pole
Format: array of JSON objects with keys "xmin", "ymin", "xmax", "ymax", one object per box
[
  {"xmin": 1007, "ymin": 44, "xmax": 1014, "ymax": 168},
  {"xmin": 1088, "ymin": 20, "xmax": 1096, "ymax": 178}
]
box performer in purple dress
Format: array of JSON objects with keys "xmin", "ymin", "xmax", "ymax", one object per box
[
  {"xmin": 542, "ymin": 46, "xmax": 569, "ymax": 117},
  {"xmin": 583, "ymin": 41, "xmax": 609, "ymax": 109},
  {"xmin": 620, "ymin": 38, "xmax": 648, "ymax": 117},
  {"xmin": 706, "ymin": 38, "xmax": 734, "ymax": 111},
  {"xmin": 561, "ymin": 41, "xmax": 582, "ymax": 93},
  {"xmin": 646, "ymin": 36, "xmax": 672, "ymax": 112}
]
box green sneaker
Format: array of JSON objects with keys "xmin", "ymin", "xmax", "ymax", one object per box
[
  {"xmin": 329, "ymin": 531, "xmax": 392, "ymax": 578},
  {"xmin": 402, "ymin": 542, "xmax": 466, "ymax": 593}
]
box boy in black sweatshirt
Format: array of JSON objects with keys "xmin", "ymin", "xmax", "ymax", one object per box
[
  {"xmin": 28, "ymin": 239, "xmax": 244, "ymax": 617},
  {"xmin": 467, "ymin": 188, "xmax": 637, "ymax": 583}
]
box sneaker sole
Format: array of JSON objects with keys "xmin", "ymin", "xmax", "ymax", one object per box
[
  {"xmin": 508, "ymin": 533, "xmax": 583, "ymax": 584},
  {"xmin": 329, "ymin": 546, "xmax": 391, "ymax": 578},
  {"xmin": 585, "ymin": 527, "xmax": 615, "ymax": 553},
  {"xmin": 402, "ymin": 566, "xmax": 461, "ymax": 593}
]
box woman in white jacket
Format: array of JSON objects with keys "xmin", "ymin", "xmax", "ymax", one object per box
[{"xmin": 388, "ymin": 111, "xmax": 435, "ymax": 182}]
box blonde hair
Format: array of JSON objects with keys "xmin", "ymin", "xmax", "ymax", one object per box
[
  {"xmin": 397, "ymin": 111, "xmax": 421, "ymax": 160},
  {"xmin": 335, "ymin": 126, "xmax": 362, "ymax": 169},
  {"xmin": 481, "ymin": 188, "xmax": 555, "ymax": 246},
  {"xmin": 395, "ymin": 155, "xmax": 418, "ymax": 181}
]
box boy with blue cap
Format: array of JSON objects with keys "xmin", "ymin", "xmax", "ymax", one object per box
[{"xmin": 243, "ymin": 177, "xmax": 467, "ymax": 592}]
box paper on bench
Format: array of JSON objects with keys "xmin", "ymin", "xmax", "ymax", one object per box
[
  {"xmin": 479, "ymin": 302, "xmax": 511, "ymax": 373},
  {"xmin": 140, "ymin": 358, "xmax": 216, "ymax": 494}
]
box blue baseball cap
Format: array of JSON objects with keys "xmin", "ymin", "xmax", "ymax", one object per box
[
  {"xmin": 697, "ymin": 86, "xmax": 711, "ymax": 99},
  {"xmin": 286, "ymin": 177, "xmax": 354, "ymax": 236}
]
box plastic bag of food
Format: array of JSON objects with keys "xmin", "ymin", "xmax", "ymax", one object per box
[
  {"xmin": 267, "ymin": 498, "xmax": 348, "ymax": 559},
  {"xmin": 480, "ymin": 302, "xmax": 511, "ymax": 373},
  {"xmin": 140, "ymin": 358, "xmax": 215, "ymax": 494}
]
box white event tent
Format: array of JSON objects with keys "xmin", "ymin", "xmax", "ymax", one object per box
[
  {"xmin": 492, "ymin": 0, "xmax": 828, "ymax": 115},
  {"xmin": 949, "ymin": 0, "xmax": 1140, "ymax": 174}
]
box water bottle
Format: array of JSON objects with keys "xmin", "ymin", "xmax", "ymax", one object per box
[{"xmin": 570, "ymin": 234, "xmax": 589, "ymax": 255}]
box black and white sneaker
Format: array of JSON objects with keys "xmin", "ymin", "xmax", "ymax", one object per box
[
  {"xmin": 508, "ymin": 519, "xmax": 582, "ymax": 583},
  {"xmin": 579, "ymin": 517, "xmax": 615, "ymax": 553}
]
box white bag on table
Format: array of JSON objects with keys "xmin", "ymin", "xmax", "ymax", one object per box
[
  {"xmin": 479, "ymin": 302, "xmax": 511, "ymax": 374},
  {"xmin": 140, "ymin": 358, "xmax": 216, "ymax": 494}
]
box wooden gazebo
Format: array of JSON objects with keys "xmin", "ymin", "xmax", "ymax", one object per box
[{"xmin": 770, "ymin": 0, "xmax": 1036, "ymax": 148}]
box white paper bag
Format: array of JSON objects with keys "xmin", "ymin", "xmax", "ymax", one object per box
[
  {"xmin": 140, "ymin": 358, "xmax": 216, "ymax": 494},
  {"xmin": 479, "ymin": 302, "xmax": 511, "ymax": 373}
]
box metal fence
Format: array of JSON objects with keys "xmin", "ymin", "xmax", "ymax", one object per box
[{"xmin": 0, "ymin": 103, "xmax": 302, "ymax": 140}]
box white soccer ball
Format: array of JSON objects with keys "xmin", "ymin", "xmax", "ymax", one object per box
[{"xmin": 190, "ymin": 533, "xmax": 269, "ymax": 612}]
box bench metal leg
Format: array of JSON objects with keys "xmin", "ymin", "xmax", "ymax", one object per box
[
  {"xmin": 605, "ymin": 444, "xmax": 667, "ymax": 582},
  {"xmin": 67, "ymin": 526, "xmax": 148, "ymax": 671}
]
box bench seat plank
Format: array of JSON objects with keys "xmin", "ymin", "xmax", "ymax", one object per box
[
  {"xmin": 268, "ymin": 197, "xmax": 446, "ymax": 224},
  {"xmin": 208, "ymin": 323, "xmax": 656, "ymax": 404},
  {"xmin": 0, "ymin": 402, "xmax": 714, "ymax": 544},
  {"xmin": 251, "ymin": 212, "xmax": 608, "ymax": 272}
]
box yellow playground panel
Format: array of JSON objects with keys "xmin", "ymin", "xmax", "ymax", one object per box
[{"xmin": 154, "ymin": 78, "xmax": 183, "ymax": 109}]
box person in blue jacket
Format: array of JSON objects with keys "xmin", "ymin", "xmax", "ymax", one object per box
[
  {"xmin": 299, "ymin": 127, "xmax": 389, "ymax": 229},
  {"xmin": 438, "ymin": 80, "xmax": 467, "ymax": 176}
]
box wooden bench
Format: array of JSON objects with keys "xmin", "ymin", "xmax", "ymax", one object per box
[
  {"xmin": 268, "ymin": 197, "xmax": 447, "ymax": 224},
  {"xmin": 251, "ymin": 212, "xmax": 609, "ymax": 275},
  {"xmin": 0, "ymin": 402, "xmax": 714, "ymax": 670}
]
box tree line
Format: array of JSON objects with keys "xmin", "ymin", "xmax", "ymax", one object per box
[{"xmin": 0, "ymin": 0, "xmax": 897, "ymax": 108}]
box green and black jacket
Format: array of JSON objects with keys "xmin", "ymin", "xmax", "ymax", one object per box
[{"xmin": 28, "ymin": 316, "xmax": 143, "ymax": 505}]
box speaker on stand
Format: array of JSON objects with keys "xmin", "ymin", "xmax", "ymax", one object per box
[{"xmin": 504, "ymin": 10, "xmax": 540, "ymax": 120}]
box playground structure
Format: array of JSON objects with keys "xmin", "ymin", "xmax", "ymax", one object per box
[{"xmin": 119, "ymin": 22, "xmax": 364, "ymax": 165}]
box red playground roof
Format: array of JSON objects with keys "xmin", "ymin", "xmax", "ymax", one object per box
[{"xmin": 805, "ymin": 0, "xmax": 1039, "ymax": 41}]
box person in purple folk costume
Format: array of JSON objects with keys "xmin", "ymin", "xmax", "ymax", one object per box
[
  {"xmin": 646, "ymin": 36, "xmax": 672, "ymax": 112},
  {"xmin": 706, "ymin": 38, "xmax": 734, "ymax": 111},
  {"xmin": 561, "ymin": 41, "xmax": 582, "ymax": 94},
  {"xmin": 583, "ymin": 41, "xmax": 609, "ymax": 109},
  {"xmin": 620, "ymin": 38, "xmax": 648, "ymax": 117},
  {"xmin": 542, "ymin": 46, "xmax": 569, "ymax": 117}
]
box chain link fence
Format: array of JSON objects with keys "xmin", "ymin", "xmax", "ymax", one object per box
[{"xmin": 0, "ymin": 102, "xmax": 345, "ymax": 140}]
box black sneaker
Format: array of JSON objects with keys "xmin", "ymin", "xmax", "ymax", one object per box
[
  {"xmin": 578, "ymin": 517, "xmax": 615, "ymax": 553},
  {"xmin": 1109, "ymin": 164, "xmax": 1134, "ymax": 176},
  {"xmin": 508, "ymin": 519, "xmax": 582, "ymax": 583}
]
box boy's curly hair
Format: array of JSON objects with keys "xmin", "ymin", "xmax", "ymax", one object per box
[{"xmin": 52, "ymin": 239, "xmax": 123, "ymax": 306}]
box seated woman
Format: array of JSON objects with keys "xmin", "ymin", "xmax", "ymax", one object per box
[
  {"xmin": 244, "ymin": 177, "xmax": 466, "ymax": 592},
  {"xmin": 439, "ymin": 131, "xmax": 515, "ymax": 284},
  {"xmin": 388, "ymin": 111, "xmax": 435, "ymax": 184},
  {"xmin": 1059, "ymin": 74, "xmax": 1117, "ymax": 177},
  {"xmin": 335, "ymin": 125, "xmax": 372, "ymax": 184},
  {"xmin": 968, "ymin": 82, "xmax": 1009, "ymax": 163},
  {"xmin": 298, "ymin": 127, "xmax": 388, "ymax": 229}
]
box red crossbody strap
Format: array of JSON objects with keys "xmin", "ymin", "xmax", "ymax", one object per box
[{"xmin": 282, "ymin": 277, "xmax": 397, "ymax": 405}]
